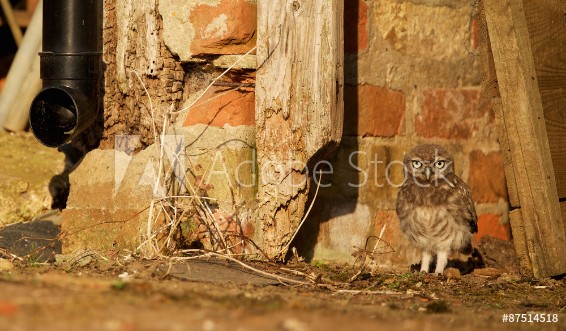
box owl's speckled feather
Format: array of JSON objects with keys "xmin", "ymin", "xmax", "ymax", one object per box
[{"xmin": 396, "ymin": 144, "xmax": 477, "ymax": 274}]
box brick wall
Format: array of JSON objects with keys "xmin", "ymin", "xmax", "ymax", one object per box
[
  {"xmin": 64, "ymin": 0, "xmax": 511, "ymax": 264},
  {"xmin": 163, "ymin": 0, "xmax": 510, "ymax": 266},
  {"xmin": 300, "ymin": 0, "xmax": 511, "ymax": 267}
]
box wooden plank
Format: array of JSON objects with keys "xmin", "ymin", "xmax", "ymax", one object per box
[
  {"xmin": 523, "ymin": 0, "xmax": 566, "ymax": 201},
  {"xmin": 492, "ymin": 99, "xmax": 521, "ymax": 207},
  {"xmin": 2, "ymin": 48, "xmax": 41, "ymax": 132},
  {"xmin": 522, "ymin": 0, "xmax": 566, "ymax": 91},
  {"xmin": 477, "ymin": 0, "xmax": 519, "ymax": 208},
  {"xmin": 509, "ymin": 209, "xmax": 534, "ymax": 278},
  {"xmin": 477, "ymin": 0, "xmax": 500, "ymax": 100},
  {"xmin": 540, "ymin": 89, "xmax": 566, "ymax": 124},
  {"xmin": 477, "ymin": 1, "xmax": 519, "ymax": 208},
  {"xmin": 522, "ymin": 0, "xmax": 566, "ymax": 201},
  {"xmin": 483, "ymin": 0, "xmax": 566, "ymax": 277},
  {"xmin": 256, "ymin": 0, "xmax": 344, "ymax": 258},
  {"xmin": 546, "ymin": 119, "xmax": 566, "ymax": 199}
]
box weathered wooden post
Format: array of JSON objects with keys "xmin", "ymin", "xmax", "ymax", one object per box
[
  {"xmin": 255, "ymin": 0, "xmax": 344, "ymax": 259},
  {"xmin": 481, "ymin": 0, "xmax": 566, "ymax": 278}
]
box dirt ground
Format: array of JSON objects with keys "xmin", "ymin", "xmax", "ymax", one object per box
[
  {"xmin": 0, "ymin": 257, "xmax": 565, "ymax": 331},
  {"xmin": 0, "ymin": 133, "xmax": 565, "ymax": 331},
  {"xmin": 0, "ymin": 131, "xmax": 64, "ymax": 225}
]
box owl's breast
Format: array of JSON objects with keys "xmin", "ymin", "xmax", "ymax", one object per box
[{"xmin": 399, "ymin": 204, "xmax": 470, "ymax": 251}]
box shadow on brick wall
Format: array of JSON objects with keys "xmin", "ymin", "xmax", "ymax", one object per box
[{"xmin": 289, "ymin": 0, "xmax": 361, "ymax": 262}]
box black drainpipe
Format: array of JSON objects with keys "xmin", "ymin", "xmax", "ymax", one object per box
[{"xmin": 29, "ymin": 0, "xmax": 102, "ymax": 147}]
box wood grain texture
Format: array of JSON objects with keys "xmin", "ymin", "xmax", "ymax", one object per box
[
  {"xmin": 540, "ymin": 89, "xmax": 566, "ymax": 124},
  {"xmin": 483, "ymin": 0, "xmax": 566, "ymax": 277},
  {"xmin": 2, "ymin": 51, "xmax": 41, "ymax": 132},
  {"xmin": 546, "ymin": 119, "xmax": 566, "ymax": 199},
  {"xmin": 492, "ymin": 99, "xmax": 521, "ymax": 207},
  {"xmin": 522, "ymin": 0, "xmax": 566, "ymax": 91},
  {"xmin": 256, "ymin": 0, "xmax": 344, "ymax": 258},
  {"xmin": 478, "ymin": 0, "xmax": 519, "ymax": 208},
  {"xmin": 102, "ymin": 0, "xmax": 185, "ymax": 147},
  {"xmin": 523, "ymin": 0, "xmax": 566, "ymax": 201},
  {"xmin": 477, "ymin": 0, "xmax": 500, "ymax": 101},
  {"xmin": 509, "ymin": 209, "xmax": 534, "ymax": 278}
]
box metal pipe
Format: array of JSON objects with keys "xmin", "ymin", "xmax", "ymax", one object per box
[{"xmin": 29, "ymin": 0, "xmax": 102, "ymax": 147}]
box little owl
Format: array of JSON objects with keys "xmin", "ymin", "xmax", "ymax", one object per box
[{"xmin": 396, "ymin": 144, "xmax": 478, "ymax": 274}]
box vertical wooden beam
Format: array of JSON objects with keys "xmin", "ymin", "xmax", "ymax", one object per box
[
  {"xmin": 477, "ymin": 0, "xmax": 521, "ymax": 208},
  {"xmin": 483, "ymin": 0, "xmax": 566, "ymax": 277},
  {"xmin": 521, "ymin": 0, "xmax": 566, "ymax": 200},
  {"xmin": 256, "ymin": 0, "xmax": 344, "ymax": 259},
  {"xmin": 509, "ymin": 209, "xmax": 533, "ymax": 277}
]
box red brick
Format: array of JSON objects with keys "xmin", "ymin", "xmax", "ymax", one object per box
[
  {"xmin": 415, "ymin": 89, "xmax": 494, "ymax": 139},
  {"xmin": 473, "ymin": 214, "xmax": 511, "ymax": 244},
  {"xmin": 345, "ymin": 0, "xmax": 369, "ymax": 53},
  {"xmin": 470, "ymin": 18, "xmax": 480, "ymax": 50},
  {"xmin": 183, "ymin": 86, "xmax": 255, "ymax": 127},
  {"xmin": 190, "ymin": 0, "xmax": 256, "ymax": 56},
  {"xmin": 344, "ymin": 85, "xmax": 406, "ymax": 137},
  {"xmin": 468, "ymin": 150, "xmax": 508, "ymax": 203}
]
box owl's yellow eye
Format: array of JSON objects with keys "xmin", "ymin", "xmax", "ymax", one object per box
[
  {"xmin": 412, "ymin": 160, "xmax": 423, "ymax": 169},
  {"xmin": 435, "ymin": 160, "xmax": 446, "ymax": 169}
]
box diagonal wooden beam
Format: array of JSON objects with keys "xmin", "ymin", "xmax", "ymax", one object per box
[{"xmin": 482, "ymin": 0, "xmax": 566, "ymax": 277}]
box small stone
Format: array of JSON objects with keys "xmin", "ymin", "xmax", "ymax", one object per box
[
  {"xmin": 383, "ymin": 278, "xmax": 396, "ymax": 285},
  {"xmin": 281, "ymin": 318, "xmax": 309, "ymax": 331},
  {"xmin": 55, "ymin": 250, "xmax": 96, "ymax": 270},
  {"xmin": 202, "ymin": 320, "xmax": 215, "ymax": 331},
  {"xmin": 118, "ymin": 272, "xmax": 131, "ymax": 282},
  {"xmin": 54, "ymin": 254, "xmax": 69, "ymax": 266},
  {"xmin": 15, "ymin": 180, "xmax": 29, "ymax": 194},
  {"xmin": 443, "ymin": 267, "xmax": 461, "ymax": 280},
  {"xmin": 0, "ymin": 258, "xmax": 14, "ymax": 271}
]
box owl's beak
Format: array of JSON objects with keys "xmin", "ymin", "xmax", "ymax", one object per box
[{"xmin": 425, "ymin": 167, "xmax": 432, "ymax": 180}]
